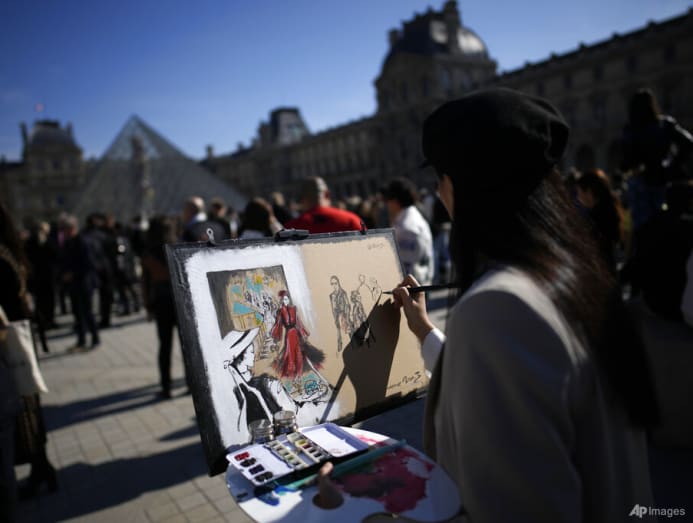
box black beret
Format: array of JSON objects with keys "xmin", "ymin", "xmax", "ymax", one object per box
[{"xmin": 421, "ymin": 88, "xmax": 569, "ymax": 203}]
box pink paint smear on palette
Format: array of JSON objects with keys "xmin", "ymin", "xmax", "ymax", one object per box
[{"xmin": 334, "ymin": 446, "xmax": 434, "ymax": 513}]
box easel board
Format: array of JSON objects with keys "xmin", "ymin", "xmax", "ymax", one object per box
[{"xmin": 166, "ymin": 229, "xmax": 428, "ymax": 475}]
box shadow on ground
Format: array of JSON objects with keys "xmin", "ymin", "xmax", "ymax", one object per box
[
  {"xmin": 18, "ymin": 438, "xmax": 208, "ymax": 522},
  {"xmin": 42, "ymin": 378, "xmax": 189, "ymax": 431},
  {"xmin": 159, "ymin": 421, "xmax": 200, "ymax": 442}
]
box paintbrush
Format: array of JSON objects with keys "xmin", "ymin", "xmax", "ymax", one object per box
[
  {"xmin": 382, "ymin": 283, "xmax": 456, "ymax": 295},
  {"xmin": 280, "ymin": 440, "xmax": 406, "ymax": 491}
]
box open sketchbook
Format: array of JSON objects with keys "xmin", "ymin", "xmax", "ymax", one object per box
[{"xmin": 166, "ymin": 229, "xmax": 427, "ymax": 475}]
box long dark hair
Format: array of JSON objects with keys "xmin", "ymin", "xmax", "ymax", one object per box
[
  {"xmin": 448, "ymin": 169, "xmax": 658, "ymax": 428},
  {"xmin": 0, "ymin": 201, "xmax": 27, "ymax": 267},
  {"xmin": 576, "ymin": 169, "xmax": 623, "ymax": 244},
  {"xmin": 144, "ymin": 215, "xmax": 178, "ymax": 263},
  {"xmin": 239, "ymin": 198, "xmax": 274, "ymax": 237},
  {"xmin": 628, "ymin": 88, "xmax": 661, "ymax": 127}
]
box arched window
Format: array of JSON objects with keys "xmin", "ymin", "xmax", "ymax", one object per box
[
  {"xmin": 440, "ymin": 69, "xmax": 451, "ymax": 96},
  {"xmin": 421, "ymin": 75, "xmax": 430, "ymax": 97}
]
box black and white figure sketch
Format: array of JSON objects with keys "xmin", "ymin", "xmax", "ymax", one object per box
[
  {"xmin": 224, "ymin": 328, "xmax": 295, "ymax": 439},
  {"xmin": 329, "ymin": 273, "xmax": 382, "ymax": 350},
  {"xmin": 368, "ymin": 277, "xmax": 382, "ymax": 302},
  {"xmin": 349, "ymin": 289, "xmax": 376, "ymax": 347},
  {"xmin": 350, "ymin": 290, "xmax": 367, "ymax": 328},
  {"xmin": 329, "ymin": 275, "xmax": 352, "ymax": 353}
]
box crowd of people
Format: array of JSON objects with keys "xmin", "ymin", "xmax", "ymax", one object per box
[{"xmin": 1, "ymin": 86, "xmax": 692, "ymax": 521}]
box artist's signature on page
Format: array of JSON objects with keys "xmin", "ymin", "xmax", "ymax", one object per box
[{"xmin": 387, "ymin": 371, "xmax": 423, "ymax": 390}]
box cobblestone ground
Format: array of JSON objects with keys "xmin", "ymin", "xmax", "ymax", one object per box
[
  {"xmin": 15, "ymin": 292, "xmax": 691, "ymax": 522},
  {"xmin": 15, "ymin": 296, "xmax": 449, "ymax": 523},
  {"xmin": 16, "ymin": 309, "xmax": 251, "ymax": 523}
]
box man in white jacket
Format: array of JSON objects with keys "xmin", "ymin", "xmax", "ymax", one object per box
[{"xmin": 383, "ymin": 177, "xmax": 434, "ymax": 285}]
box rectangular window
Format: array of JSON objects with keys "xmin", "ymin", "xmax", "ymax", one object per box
[
  {"xmin": 593, "ymin": 99, "xmax": 606, "ymax": 126},
  {"xmin": 593, "ymin": 65, "xmax": 603, "ymax": 81},
  {"xmin": 626, "ymin": 55, "xmax": 638, "ymax": 73}
]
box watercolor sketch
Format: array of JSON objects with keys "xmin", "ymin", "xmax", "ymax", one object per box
[
  {"xmin": 207, "ymin": 266, "xmax": 332, "ymax": 438},
  {"xmin": 167, "ymin": 231, "xmax": 429, "ymax": 475},
  {"xmin": 270, "ymin": 290, "xmax": 331, "ymax": 401}
]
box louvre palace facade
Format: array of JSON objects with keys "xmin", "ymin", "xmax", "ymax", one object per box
[
  {"xmin": 203, "ymin": 1, "xmax": 693, "ymax": 200},
  {"xmin": 0, "ymin": 120, "xmax": 88, "ymax": 222},
  {"xmin": 3, "ymin": 1, "xmax": 692, "ymax": 223}
]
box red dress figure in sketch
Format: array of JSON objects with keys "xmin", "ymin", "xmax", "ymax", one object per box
[{"xmin": 271, "ymin": 290, "xmax": 325, "ymax": 380}]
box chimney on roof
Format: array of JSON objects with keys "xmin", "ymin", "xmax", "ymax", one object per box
[
  {"xmin": 388, "ymin": 29, "xmax": 400, "ymax": 47},
  {"xmin": 20, "ymin": 122, "xmax": 28, "ymax": 146},
  {"xmin": 206, "ymin": 144, "xmax": 214, "ymax": 160},
  {"xmin": 443, "ymin": 0, "xmax": 461, "ymax": 53}
]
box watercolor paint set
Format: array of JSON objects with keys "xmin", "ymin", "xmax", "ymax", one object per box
[{"xmin": 227, "ymin": 423, "xmax": 369, "ymax": 486}]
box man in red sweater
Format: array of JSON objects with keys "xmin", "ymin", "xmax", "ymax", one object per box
[{"xmin": 285, "ymin": 177, "xmax": 364, "ymax": 233}]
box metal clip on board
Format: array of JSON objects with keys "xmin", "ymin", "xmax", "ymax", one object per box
[{"xmin": 206, "ymin": 228, "xmax": 217, "ymax": 247}]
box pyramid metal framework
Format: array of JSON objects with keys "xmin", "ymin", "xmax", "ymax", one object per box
[{"xmin": 73, "ymin": 116, "xmax": 246, "ymax": 223}]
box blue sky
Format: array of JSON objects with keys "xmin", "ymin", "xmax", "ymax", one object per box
[{"xmin": 1, "ymin": 0, "xmax": 691, "ymax": 161}]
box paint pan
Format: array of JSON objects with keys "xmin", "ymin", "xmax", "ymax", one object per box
[
  {"xmin": 299, "ymin": 423, "xmax": 369, "ymax": 458},
  {"xmin": 226, "ymin": 444, "xmax": 292, "ymax": 487},
  {"xmin": 227, "ymin": 423, "xmax": 371, "ymax": 487}
]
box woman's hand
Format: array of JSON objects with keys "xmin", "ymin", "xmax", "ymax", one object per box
[
  {"xmin": 392, "ymin": 275, "xmax": 436, "ymax": 342},
  {"xmin": 314, "ymin": 462, "xmax": 343, "ymax": 509}
]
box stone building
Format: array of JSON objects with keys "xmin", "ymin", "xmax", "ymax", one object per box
[
  {"xmin": 1, "ymin": 120, "xmax": 86, "ymax": 223},
  {"xmin": 4, "ymin": 2, "xmax": 691, "ymax": 222},
  {"xmin": 205, "ymin": 1, "xmax": 693, "ymax": 200},
  {"xmin": 205, "ymin": 0, "xmax": 496, "ymax": 198},
  {"xmin": 0, "ymin": 116, "xmax": 246, "ymax": 226},
  {"xmin": 202, "ymin": 109, "xmax": 381, "ymax": 201},
  {"xmin": 492, "ymin": 8, "xmax": 693, "ymax": 174}
]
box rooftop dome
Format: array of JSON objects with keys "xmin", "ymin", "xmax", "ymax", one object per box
[
  {"xmin": 454, "ymin": 26, "xmax": 488, "ymax": 56},
  {"xmin": 383, "ymin": 1, "xmax": 489, "ymax": 67},
  {"xmin": 26, "ymin": 120, "xmax": 79, "ymax": 148}
]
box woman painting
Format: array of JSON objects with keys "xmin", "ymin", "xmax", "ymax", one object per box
[
  {"xmin": 382, "ymin": 88, "xmax": 658, "ymax": 521},
  {"xmin": 271, "ymin": 290, "xmax": 327, "ymax": 399}
]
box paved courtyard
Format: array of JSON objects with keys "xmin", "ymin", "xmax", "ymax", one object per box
[
  {"xmin": 14, "ymin": 292, "xmax": 692, "ymax": 522},
  {"xmin": 15, "ymin": 295, "xmax": 449, "ymax": 523}
]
